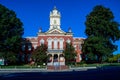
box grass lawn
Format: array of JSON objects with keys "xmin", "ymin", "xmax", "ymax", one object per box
[
  {"xmin": 0, "ymin": 63, "xmax": 120, "ymax": 69},
  {"xmin": 0, "ymin": 64, "xmax": 46, "ymax": 69},
  {"xmin": 71, "ymin": 63, "xmax": 120, "ymax": 67}
]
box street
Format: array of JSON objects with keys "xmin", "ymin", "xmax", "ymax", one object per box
[{"xmin": 0, "ymin": 66, "xmax": 120, "ymax": 80}]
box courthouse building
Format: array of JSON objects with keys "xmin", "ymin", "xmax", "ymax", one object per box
[{"xmin": 26, "ymin": 7, "xmax": 84, "ymax": 66}]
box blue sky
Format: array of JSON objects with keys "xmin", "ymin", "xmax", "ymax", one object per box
[{"xmin": 0, "ymin": 0, "xmax": 120, "ymax": 54}]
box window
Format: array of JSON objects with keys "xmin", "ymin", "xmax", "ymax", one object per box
[
  {"xmin": 74, "ymin": 45, "xmax": 77, "ymax": 50},
  {"xmin": 79, "ymin": 44, "xmax": 82, "ymax": 50},
  {"xmin": 66, "ymin": 39, "xmax": 71, "ymax": 43},
  {"xmin": 40, "ymin": 39, "xmax": 44, "ymax": 45},
  {"xmin": 79, "ymin": 54, "xmax": 82, "ymax": 61},
  {"xmin": 28, "ymin": 45, "xmax": 31, "ymax": 51},
  {"xmin": 22, "ymin": 45, "xmax": 25, "ymax": 51},
  {"xmin": 54, "ymin": 38, "xmax": 58, "ymax": 49},
  {"xmin": 34, "ymin": 45, "xmax": 37, "ymax": 49},
  {"xmin": 54, "ymin": 20, "xmax": 56, "ymax": 24},
  {"xmin": 59, "ymin": 38, "xmax": 64, "ymax": 49},
  {"xmin": 48, "ymin": 38, "xmax": 52, "ymax": 49}
]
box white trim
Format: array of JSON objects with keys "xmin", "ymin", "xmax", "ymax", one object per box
[
  {"xmin": 47, "ymin": 37, "xmax": 53, "ymax": 42},
  {"xmin": 73, "ymin": 37, "xmax": 86, "ymax": 39},
  {"xmin": 53, "ymin": 37, "xmax": 58, "ymax": 41},
  {"xmin": 38, "ymin": 34, "xmax": 73, "ymax": 36},
  {"xmin": 26, "ymin": 37, "xmax": 37, "ymax": 39},
  {"xmin": 47, "ymin": 29, "xmax": 65, "ymax": 34},
  {"xmin": 59, "ymin": 38, "xmax": 64, "ymax": 41}
]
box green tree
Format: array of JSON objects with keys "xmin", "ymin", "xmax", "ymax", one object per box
[
  {"xmin": 108, "ymin": 54, "xmax": 120, "ymax": 63},
  {"xmin": 63, "ymin": 43, "xmax": 76, "ymax": 65},
  {"xmin": 31, "ymin": 44, "xmax": 47, "ymax": 65},
  {"xmin": 82, "ymin": 5, "xmax": 120, "ymax": 63},
  {"xmin": 0, "ymin": 4, "xmax": 24, "ymax": 64}
]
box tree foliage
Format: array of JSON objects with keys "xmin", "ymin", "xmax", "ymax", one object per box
[
  {"xmin": 0, "ymin": 4, "xmax": 24, "ymax": 64},
  {"xmin": 31, "ymin": 44, "xmax": 47, "ymax": 65},
  {"xmin": 108, "ymin": 54, "xmax": 120, "ymax": 63},
  {"xmin": 82, "ymin": 5, "xmax": 120, "ymax": 63},
  {"xmin": 19, "ymin": 39, "xmax": 33, "ymax": 64},
  {"xmin": 63, "ymin": 43, "xmax": 76, "ymax": 65}
]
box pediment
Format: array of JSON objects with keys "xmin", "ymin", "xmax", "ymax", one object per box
[
  {"xmin": 51, "ymin": 30, "xmax": 61, "ymax": 33},
  {"xmin": 46, "ymin": 28, "xmax": 66, "ymax": 34}
]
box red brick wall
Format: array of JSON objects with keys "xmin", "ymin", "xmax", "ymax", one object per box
[
  {"xmin": 37, "ymin": 36, "xmax": 73, "ymax": 49},
  {"xmin": 26, "ymin": 36, "xmax": 84, "ymax": 62}
]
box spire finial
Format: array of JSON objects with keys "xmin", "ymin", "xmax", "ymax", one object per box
[
  {"xmin": 39, "ymin": 27, "xmax": 42, "ymax": 33},
  {"xmin": 68, "ymin": 27, "xmax": 72, "ymax": 33}
]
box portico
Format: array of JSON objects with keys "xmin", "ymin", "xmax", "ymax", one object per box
[{"xmin": 47, "ymin": 50, "xmax": 65, "ymax": 66}]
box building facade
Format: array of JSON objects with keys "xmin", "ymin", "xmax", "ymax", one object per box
[{"xmin": 26, "ymin": 7, "xmax": 84, "ymax": 66}]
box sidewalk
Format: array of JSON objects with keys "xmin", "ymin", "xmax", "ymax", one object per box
[{"xmin": 0, "ymin": 66, "xmax": 97, "ymax": 73}]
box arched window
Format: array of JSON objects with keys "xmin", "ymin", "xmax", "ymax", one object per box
[
  {"xmin": 47, "ymin": 38, "xmax": 52, "ymax": 49},
  {"xmin": 66, "ymin": 39, "xmax": 71, "ymax": 43},
  {"xmin": 22, "ymin": 45, "xmax": 25, "ymax": 51},
  {"xmin": 79, "ymin": 44, "xmax": 82, "ymax": 50},
  {"xmin": 27, "ymin": 43, "xmax": 32, "ymax": 51},
  {"xmin": 59, "ymin": 38, "xmax": 64, "ymax": 49},
  {"xmin": 74, "ymin": 44, "xmax": 77, "ymax": 50},
  {"xmin": 34, "ymin": 45, "xmax": 37, "ymax": 49},
  {"xmin": 54, "ymin": 38, "xmax": 58, "ymax": 49},
  {"xmin": 40, "ymin": 39, "xmax": 44, "ymax": 45},
  {"xmin": 79, "ymin": 54, "xmax": 82, "ymax": 61}
]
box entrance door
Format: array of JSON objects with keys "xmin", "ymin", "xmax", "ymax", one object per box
[
  {"xmin": 53, "ymin": 54, "xmax": 59, "ymax": 67},
  {"xmin": 54, "ymin": 54, "xmax": 58, "ymax": 62}
]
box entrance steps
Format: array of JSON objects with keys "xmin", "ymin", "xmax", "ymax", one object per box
[{"xmin": 47, "ymin": 65, "xmax": 69, "ymax": 70}]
